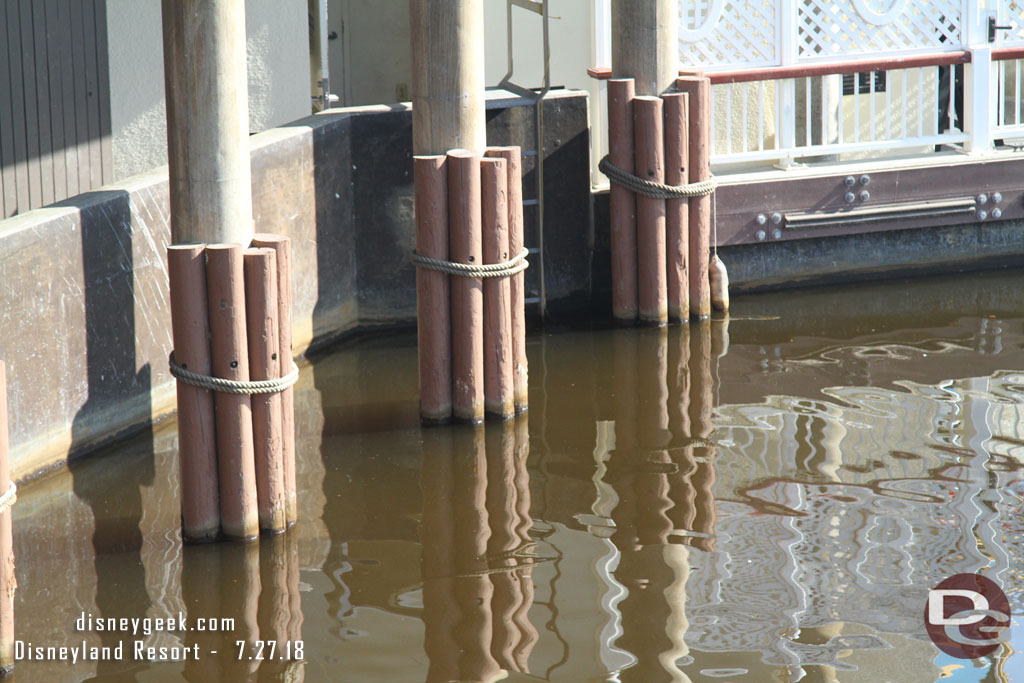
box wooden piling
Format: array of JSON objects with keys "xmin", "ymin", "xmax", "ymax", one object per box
[
  {"xmin": 251, "ymin": 234, "xmax": 297, "ymax": 527},
  {"xmin": 484, "ymin": 147, "xmax": 528, "ymax": 413},
  {"xmin": 243, "ymin": 247, "xmax": 287, "ymax": 535},
  {"xmin": 447, "ymin": 150, "xmax": 485, "ymax": 423},
  {"xmin": 633, "ymin": 96, "xmax": 668, "ymax": 326},
  {"xmin": 162, "ymin": 0, "xmax": 254, "ymax": 246},
  {"xmin": 663, "ymin": 93, "xmax": 690, "ymax": 323},
  {"xmin": 611, "ymin": 0, "xmax": 679, "ymax": 97},
  {"xmin": 676, "ymin": 76, "xmax": 712, "ymax": 318},
  {"xmin": 608, "ymin": 79, "xmax": 638, "ymax": 322},
  {"xmin": 0, "ymin": 363, "xmax": 13, "ymax": 675},
  {"xmin": 205, "ymin": 244, "xmax": 259, "ymax": 541},
  {"xmin": 481, "ymin": 157, "xmax": 515, "ymax": 420},
  {"xmin": 410, "ymin": 0, "xmax": 486, "ymax": 155},
  {"xmin": 167, "ymin": 245, "xmax": 221, "ymax": 542},
  {"xmin": 413, "ymin": 156, "xmax": 452, "ymax": 423}
]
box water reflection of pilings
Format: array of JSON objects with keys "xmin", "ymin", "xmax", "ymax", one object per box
[
  {"xmin": 182, "ymin": 534, "xmax": 304, "ymax": 683},
  {"xmin": 605, "ymin": 320, "xmax": 727, "ymax": 682},
  {"xmin": 421, "ymin": 418, "xmax": 538, "ymax": 683}
]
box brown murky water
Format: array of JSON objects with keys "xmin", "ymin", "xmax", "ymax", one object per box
[{"xmin": 11, "ymin": 270, "xmax": 1024, "ymax": 681}]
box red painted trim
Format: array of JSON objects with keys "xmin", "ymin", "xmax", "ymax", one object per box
[
  {"xmin": 701, "ymin": 52, "xmax": 971, "ymax": 85},
  {"xmin": 992, "ymin": 47, "xmax": 1024, "ymax": 62}
]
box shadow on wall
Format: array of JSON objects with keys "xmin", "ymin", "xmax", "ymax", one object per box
[
  {"xmin": 67, "ymin": 189, "xmax": 156, "ymax": 680},
  {"xmin": 309, "ymin": 113, "xmax": 358, "ymax": 345}
]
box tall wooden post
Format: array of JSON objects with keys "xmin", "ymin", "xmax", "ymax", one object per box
[
  {"xmin": 484, "ymin": 147, "xmax": 528, "ymax": 413},
  {"xmin": 206, "ymin": 245, "xmax": 259, "ymax": 541},
  {"xmin": 663, "ymin": 93, "xmax": 690, "ymax": 323},
  {"xmin": 413, "ymin": 157, "xmax": 453, "ymax": 422},
  {"xmin": 611, "ymin": 0, "xmax": 679, "ymax": 96},
  {"xmin": 410, "ymin": 0, "xmax": 486, "ymax": 155},
  {"xmin": 481, "ymin": 158, "xmax": 515, "ymax": 420},
  {"xmin": 448, "ymin": 150, "xmax": 485, "ymax": 424},
  {"xmin": 608, "ymin": 79, "xmax": 638, "ymax": 322},
  {"xmin": 243, "ymin": 248, "xmax": 287, "ymax": 535},
  {"xmin": 676, "ymin": 76, "xmax": 712, "ymax": 319},
  {"xmin": 412, "ymin": 0, "xmax": 487, "ymax": 424},
  {"xmin": 251, "ymin": 234, "xmax": 297, "ymax": 526},
  {"xmin": 167, "ymin": 246, "xmax": 220, "ymax": 541},
  {"xmin": 162, "ymin": 0, "xmax": 254, "ymax": 245},
  {"xmin": 633, "ymin": 97, "xmax": 668, "ymax": 325}
]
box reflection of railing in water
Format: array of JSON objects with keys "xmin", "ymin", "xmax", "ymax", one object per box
[
  {"xmin": 681, "ymin": 368, "xmax": 1024, "ymax": 674},
  {"xmin": 420, "ymin": 418, "xmax": 541, "ymax": 682}
]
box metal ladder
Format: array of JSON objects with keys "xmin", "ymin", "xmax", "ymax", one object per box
[{"xmin": 493, "ymin": 0, "xmax": 550, "ymax": 317}]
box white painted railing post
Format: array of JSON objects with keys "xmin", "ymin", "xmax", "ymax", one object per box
[
  {"xmin": 776, "ymin": 0, "xmax": 798, "ymax": 162},
  {"xmin": 965, "ymin": 1, "xmax": 994, "ymax": 152}
]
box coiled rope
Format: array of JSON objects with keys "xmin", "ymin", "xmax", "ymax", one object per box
[
  {"xmin": 411, "ymin": 247, "xmax": 530, "ymax": 278},
  {"xmin": 0, "ymin": 481, "xmax": 16, "ymax": 515},
  {"xmin": 169, "ymin": 352, "xmax": 300, "ymax": 395},
  {"xmin": 599, "ymin": 155, "xmax": 718, "ymax": 199}
]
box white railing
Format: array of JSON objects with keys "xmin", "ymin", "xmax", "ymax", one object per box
[
  {"xmin": 680, "ymin": 0, "xmax": 1024, "ymax": 166},
  {"xmin": 708, "ymin": 59, "xmax": 970, "ymax": 165},
  {"xmin": 994, "ymin": 55, "xmax": 1024, "ymax": 139}
]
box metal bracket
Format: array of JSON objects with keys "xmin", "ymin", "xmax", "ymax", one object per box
[
  {"xmin": 783, "ymin": 198, "xmax": 977, "ymax": 230},
  {"xmin": 989, "ymin": 16, "xmax": 1013, "ymax": 43}
]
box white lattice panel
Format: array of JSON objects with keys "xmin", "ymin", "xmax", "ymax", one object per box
[
  {"xmin": 679, "ymin": 0, "xmax": 780, "ymax": 70},
  {"xmin": 998, "ymin": 0, "xmax": 1024, "ymax": 46},
  {"xmin": 798, "ymin": 0, "xmax": 964, "ymax": 60}
]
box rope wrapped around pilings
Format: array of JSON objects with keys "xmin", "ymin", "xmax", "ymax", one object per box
[
  {"xmin": 0, "ymin": 481, "xmax": 16, "ymax": 515},
  {"xmin": 169, "ymin": 352, "xmax": 300, "ymax": 395},
  {"xmin": 599, "ymin": 154, "xmax": 717, "ymax": 199},
  {"xmin": 411, "ymin": 247, "xmax": 530, "ymax": 278}
]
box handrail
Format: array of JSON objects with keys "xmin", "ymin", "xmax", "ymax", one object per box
[
  {"xmin": 992, "ymin": 47, "xmax": 1024, "ymax": 62},
  {"xmin": 698, "ymin": 51, "xmax": 971, "ymax": 85}
]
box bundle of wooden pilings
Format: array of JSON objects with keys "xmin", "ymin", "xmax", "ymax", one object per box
[
  {"xmin": 0, "ymin": 363, "xmax": 14, "ymax": 677},
  {"xmin": 414, "ymin": 147, "xmax": 529, "ymax": 424},
  {"xmin": 167, "ymin": 235, "xmax": 297, "ymax": 542},
  {"xmin": 607, "ymin": 74, "xmax": 727, "ymax": 325}
]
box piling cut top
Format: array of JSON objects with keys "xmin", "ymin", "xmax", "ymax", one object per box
[{"xmin": 447, "ymin": 148, "xmax": 479, "ymax": 160}]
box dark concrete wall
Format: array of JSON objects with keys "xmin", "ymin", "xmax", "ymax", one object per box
[
  {"xmin": 351, "ymin": 93, "xmax": 592, "ymax": 324},
  {"xmin": 0, "ymin": 90, "xmax": 592, "ymax": 481}
]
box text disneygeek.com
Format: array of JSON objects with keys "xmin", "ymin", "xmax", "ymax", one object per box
[{"xmin": 14, "ymin": 612, "xmax": 303, "ymax": 663}]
